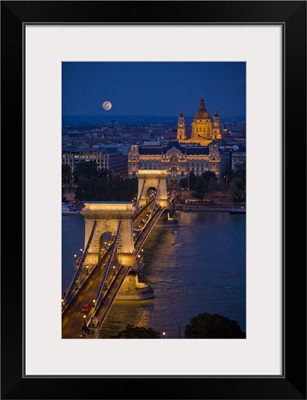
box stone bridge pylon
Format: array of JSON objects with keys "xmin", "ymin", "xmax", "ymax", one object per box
[
  {"xmin": 80, "ymin": 202, "xmax": 136, "ymax": 268},
  {"xmin": 136, "ymin": 170, "xmax": 168, "ymax": 208},
  {"xmin": 80, "ymin": 201, "xmax": 154, "ymax": 300}
]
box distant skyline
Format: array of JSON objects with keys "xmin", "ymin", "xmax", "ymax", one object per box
[{"xmin": 62, "ymin": 62, "xmax": 246, "ymax": 118}]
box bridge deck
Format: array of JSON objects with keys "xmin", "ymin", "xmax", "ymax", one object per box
[
  {"xmin": 93, "ymin": 265, "xmax": 130, "ymax": 331},
  {"xmin": 62, "ymin": 249, "xmax": 114, "ymax": 338},
  {"xmin": 62, "ymin": 195, "xmax": 176, "ymax": 338}
]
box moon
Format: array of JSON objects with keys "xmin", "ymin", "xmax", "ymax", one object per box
[{"xmin": 102, "ymin": 101, "xmax": 112, "ymax": 111}]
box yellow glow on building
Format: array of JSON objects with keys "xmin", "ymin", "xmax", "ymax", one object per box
[
  {"xmin": 178, "ymin": 97, "xmax": 222, "ymax": 146},
  {"xmin": 83, "ymin": 202, "xmax": 134, "ymax": 212}
]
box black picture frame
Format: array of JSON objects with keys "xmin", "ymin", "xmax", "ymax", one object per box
[{"xmin": 1, "ymin": 1, "xmax": 306, "ymax": 399}]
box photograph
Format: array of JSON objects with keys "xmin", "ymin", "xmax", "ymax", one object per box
[{"xmin": 61, "ymin": 61, "xmax": 247, "ymax": 340}]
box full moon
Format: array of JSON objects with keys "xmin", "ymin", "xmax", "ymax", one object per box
[{"xmin": 102, "ymin": 101, "xmax": 112, "ymax": 111}]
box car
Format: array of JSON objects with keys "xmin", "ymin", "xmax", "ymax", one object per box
[{"xmin": 81, "ymin": 304, "xmax": 89, "ymax": 313}]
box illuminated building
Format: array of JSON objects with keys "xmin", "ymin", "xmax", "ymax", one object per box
[
  {"xmin": 177, "ymin": 108, "xmax": 187, "ymax": 140},
  {"xmin": 62, "ymin": 148, "xmax": 128, "ymax": 177},
  {"xmin": 128, "ymin": 97, "xmax": 222, "ymax": 184},
  {"xmin": 177, "ymin": 96, "xmax": 222, "ymax": 146},
  {"xmin": 128, "ymin": 140, "xmax": 221, "ymax": 185}
]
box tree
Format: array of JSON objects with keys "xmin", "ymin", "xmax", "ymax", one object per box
[
  {"xmin": 179, "ymin": 178, "xmax": 188, "ymax": 189},
  {"xmin": 234, "ymin": 161, "xmax": 246, "ymax": 181},
  {"xmin": 221, "ymin": 169, "xmax": 235, "ymax": 190},
  {"xmin": 193, "ymin": 171, "xmax": 218, "ymax": 200},
  {"xmin": 74, "ymin": 160, "xmax": 99, "ymax": 184},
  {"xmin": 202, "ymin": 171, "xmax": 218, "ymax": 193},
  {"xmin": 231, "ymin": 161, "xmax": 246, "ymax": 202},
  {"xmin": 73, "ymin": 161, "xmax": 138, "ymax": 202},
  {"xmin": 194, "ymin": 176, "xmax": 206, "ymax": 200},
  {"xmin": 188, "ymin": 171, "xmax": 197, "ymax": 191},
  {"xmin": 184, "ymin": 313, "xmax": 245, "ymax": 338},
  {"xmin": 74, "ymin": 175, "xmax": 97, "ymax": 201},
  {"xmin": 62, "ymin": 163, "xmax": 72, "ymax": 190},
  {"xmin": 123, "ymin": 177, "xmax": 138, "ymax": 201},
  {"xmin": 231, "ymin": 178, "xmax": 245, "ymax": 202},
  {"xmin": 112, "ymin": 324, "xmax": 161, "ymax": 338}
]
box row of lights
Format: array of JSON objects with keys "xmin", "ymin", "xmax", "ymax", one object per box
[{"xmin": 73, "ymin": 248, "xmax": 84, "ymax": 264}]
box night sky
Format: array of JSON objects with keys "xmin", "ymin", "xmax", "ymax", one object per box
[{"xmin": 62, "ymin": 62, "xmax": 245, "ymax": 118}]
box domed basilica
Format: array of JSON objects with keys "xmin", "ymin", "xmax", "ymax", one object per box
[{"xmin": 177, "ymin": 96, "xmax": 222, "ymax": 146}]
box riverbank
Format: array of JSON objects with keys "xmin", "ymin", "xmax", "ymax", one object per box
[{"xmin": 174, "ymin": 203, "xmax": 245, "ymax": 212}]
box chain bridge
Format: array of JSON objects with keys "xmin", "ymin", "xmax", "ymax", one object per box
[{"xmin": 62, "ymin": 170, "xmax": 177, "ymax": 338}]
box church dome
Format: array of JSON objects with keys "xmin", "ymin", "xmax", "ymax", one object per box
[{"xmin": 194, "ymin": 97, "xmax": 210, "ymax": 119}]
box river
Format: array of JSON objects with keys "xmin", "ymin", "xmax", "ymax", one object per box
[{"xmin": 62, "ymin": 210, "xmax": 246, "ymax": 338}]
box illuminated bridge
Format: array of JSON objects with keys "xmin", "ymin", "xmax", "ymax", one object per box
[{"xmin": 62, "ymin": 170, "xmax": 177, "ymax": 339}]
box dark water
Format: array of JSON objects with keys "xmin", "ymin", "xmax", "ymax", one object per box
[{"xmin": 62, "ymin": 211, "xmax": 246, "ymax": 338}]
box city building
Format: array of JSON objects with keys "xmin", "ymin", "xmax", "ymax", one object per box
[
  {"xmin": 128, "ymin": 140, "xmax": 221, "ymax": 185},
  {"xmin": 62, "ymin": 148, "xmax": 128, "ymax": 177},
  {"xmin": 218, "ymin": 143, "xmax": 246, "ymax": 173},
  {"xmin": 231, "ymin": 144, "xmax": 246, "ymax": 170},
  {"xmin": 177, "ymin": 97, "xmax": 222, "ymax": 146},
  {"xmin": 128, "ymin": 97, "xmax": 223, "ymax": 185}
]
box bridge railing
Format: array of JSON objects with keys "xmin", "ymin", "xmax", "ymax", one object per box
[
  {"xmin": 93, "ymin": 220, "xmax": 122, "ymax": 313},
  {"xmin": 92, "ymin": 265, "xmax": 130, "ymax": 334},
  {"xmin": 133, "ymin": 185, "xmax": 161, "ymax": 235},
  {"xmin": 133, "ymin": 198, "xmax": 154, "ymax": 222},
  {"xmin": 135, "ymin": 179, "xmax": 146, "ymax": 210},
  {"xmin": 62, "ymin": 240, "xmax": 117, "ymax": 313},
  {"xmin": 134, "ymin": 195, "xmax": 176, "ymax": 255},
  {"xmin": 150, "ymin": 179, "xmax": 160, "ymax": 215}
]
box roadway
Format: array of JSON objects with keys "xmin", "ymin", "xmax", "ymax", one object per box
[
  {"xmin": 92, "ymin": 265, "xmax": 130, "ymax": 333},
  {"xmin": 62, "ymin": 249, "xmax": 114, "ymax": 338}
]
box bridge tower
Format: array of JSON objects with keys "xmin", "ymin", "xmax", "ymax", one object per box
[
  {"xmin": 80, "ymin": 202, "xmax": 153, "ymax": 300},
  {"xmin": 80, "ymin": 202, "xmax": 136, "ymax": 268},
  {"xmin": 136, "ymin": 170, "xmax": 168, "ymax": 208}
]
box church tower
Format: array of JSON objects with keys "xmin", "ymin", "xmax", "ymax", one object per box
[
  {"xmin": 177, "ymin": 108, "xmax": 186, "ymax": 141},
  {"xmin": 191, "ymin": 96, "xmax": 213, "ymax": 141},
  {"xmin": 212, "ymin": 106, "xmax": 222, "ymax": 139}
]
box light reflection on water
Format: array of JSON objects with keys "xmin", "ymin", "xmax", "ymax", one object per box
[{"xmin": 62, "ymin": 211, "xmax": 246, "ymax": 338}]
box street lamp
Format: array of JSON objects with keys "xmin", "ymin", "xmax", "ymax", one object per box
[
  {"xmin": 93, "ymin": 299, "xmax": 96, "ymax": 308},
  {"xmin": 86, "ymin": 265, "xmax": 89, "ymax": 275},
  {"xmin": 162, "ymin": 331, "xmax": 166, "ymax": 338},
  {"xmin": 113, "ymin": 266, "xmax": 116, "ymax": 276},
  {"xmin": 83, "ymin": 314, "xmax": 86, "ymax": 326}
]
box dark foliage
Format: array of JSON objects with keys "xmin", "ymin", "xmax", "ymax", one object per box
[
  {"xmin": 185, "ymin": 312, "xmax": 245, "ymax": 338},
  {"xmin": 112, "ymin": 324, "xmax": 161, "ymax": 338},
  {"xmin": 72, "ymin": 161, "xmax": 138, "ymax": 201}
]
